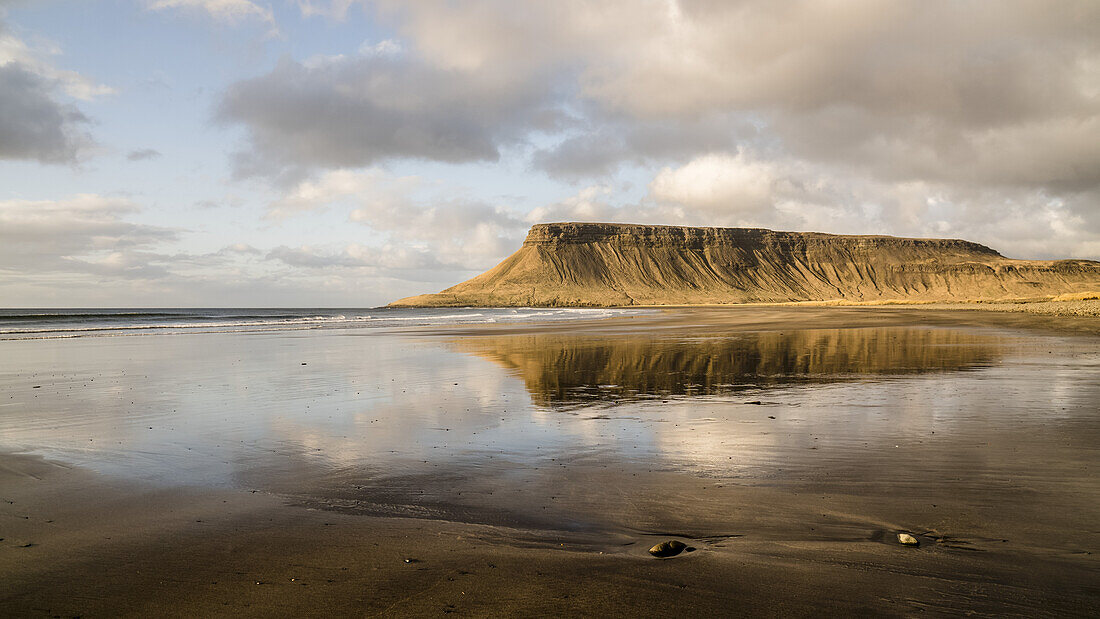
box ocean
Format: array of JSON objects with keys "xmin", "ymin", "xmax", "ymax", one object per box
[{"xmin": 0, "ymin": 307, "xmax": 650, "ymax": 340}]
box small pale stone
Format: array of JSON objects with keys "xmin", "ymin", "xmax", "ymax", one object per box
[
  {"xmin": 648, "ymin": 540, "xmax": 687, "ymax": 558},
  {"xmin": 897, "ymin": 533, "xmax": 920, "ymax": 546}
]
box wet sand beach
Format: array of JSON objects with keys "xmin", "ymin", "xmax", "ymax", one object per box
[{"xmin": 2, "ymin": 307, "xmax": 1099, "ymax": 616}]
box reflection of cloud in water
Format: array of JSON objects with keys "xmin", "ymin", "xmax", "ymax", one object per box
[{"xmin": 453, "ymin": 327, "xmax": 1005, "ymax": 407}]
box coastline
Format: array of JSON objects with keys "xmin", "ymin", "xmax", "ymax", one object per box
[
  {"xmin": 393, "ymin": 297, "xmax": 1100, "ymax": 318},
  {"xmin": 760, "ymin": 297, "xmax": 1100, "ymax": 317},
  {"xmin": 415, "ymin": 303, "xmax": 1100, "ymax": 338}
]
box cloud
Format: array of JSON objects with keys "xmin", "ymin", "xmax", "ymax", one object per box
[
  {"xmin": 649, "ymin": 151, "xmax": 783, "ymax": 214},
  {"xmin": 265, "ymin": 243, "xmax": 451, "ymax": 271},
  {"xmin": 145, "ymin": 0, "xmax": 275, "ymax": 27},
  {"xmin": 531, "ymin": 113, "xmax": 753, "ymax": 179},
  {"xmin": 219, "ymin": 50, "xmax": 565, "ymax": 179},
  {"xmin": 0, "ymin": 19, "xmax": 112, "ymax": 163},
  {"xmin": 0, "ymin": 193, "xmax": 445, "ymax": 306},
  {"xmin": 269, "ymin": 167, "xmax": 420, "ymax": 218},
  {"xmin": 0, "ymin": 22, "xmax": 115, "ymax": 101},
  {"xmin": 223, "ymin": 242, "xmax": 261, "ymax": 255},
  {"xmin": 0, "ymin": 188, "xmax": 505, "ymax": 307},
  {"xmin": 220, "ymin": 1, "xmax": 1100, "ymax": 193},
  {"xmin": 293, "ymin": 0, "xmax": 364, "ymax": 21},
  {"xmin": 0, "ymin": 64, "xmax": 91, "ymax": 163},
  {"xmin": 0, "ymin": 194, "xmax": 176, "ymax": 276},
  {"xmin": 272, "ymin": 168, "xmax": 527, "ymax": 270},
  {"xmin": 127, "ymin": 148, "xmax": 162, "ymax": 161}
]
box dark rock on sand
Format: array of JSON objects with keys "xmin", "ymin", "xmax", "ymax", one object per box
[{"xmin": 648, "ymin": 540, "xmax": 687, "ymax": 558}]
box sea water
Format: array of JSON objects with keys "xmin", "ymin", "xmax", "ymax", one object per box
[{"xmin": 0, "ymin": 307, "xmax": 650, "ymax": 340}]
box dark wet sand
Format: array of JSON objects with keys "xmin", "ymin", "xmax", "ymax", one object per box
[{"xmin": 2, "ymin": 307, "xmax": 1099, "ymax": 616}]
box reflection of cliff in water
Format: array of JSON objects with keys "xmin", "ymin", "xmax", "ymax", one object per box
[{"xmin": 453, "ymin": 327, "xmax": 1004, "ymax": 406}]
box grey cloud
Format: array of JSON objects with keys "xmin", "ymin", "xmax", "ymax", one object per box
[
  {"xmin": 580, "ymin": 1, "xmax": 1098, "ymax": 122},
  {"xmin": 127, "ymin": 148, "xmax": 162, "ymax": 161},
  {"xmin": 367, "ymin": 1, "xmax": 1100, "ymax": 190},
  {"xmin": 219, "ymin": 54, "xmax": 564, "ymax": 178},
  {"xmin": 575, "ymin": 0, "xmax": 1100, "ymax": 189},
  {"xmin": 532, "ymin": 114, "xmax": 758, "ymax": 178},
  {"xmin": 0, "ymin": 63, "xmax": 92, "ymax": 163},
  {"xmin": 769, "ymin": 108, "xmax": 1100, "ymax": 191}
]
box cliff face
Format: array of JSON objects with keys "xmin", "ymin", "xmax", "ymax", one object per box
[{"xmin": 391, "ymin": 222, "xmax": 1100, "ymax": 307}]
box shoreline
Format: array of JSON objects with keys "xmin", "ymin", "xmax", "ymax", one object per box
[
  {"xmin": 412, "ymin": 303, "xmax": 1100, "ymax": 338},
  {"xmin": 395, "ymin": 297, "xmax": 1100, "ymax": 317}
]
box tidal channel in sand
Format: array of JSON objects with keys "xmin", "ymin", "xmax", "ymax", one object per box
[{"xmin": 1, "ymin": 307, "xmax": 1098, "ymax": 615}]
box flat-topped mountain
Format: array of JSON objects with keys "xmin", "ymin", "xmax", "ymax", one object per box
[{"xmin": 391, "ymin": 222, "xmax": 1100, "ymax": 307}]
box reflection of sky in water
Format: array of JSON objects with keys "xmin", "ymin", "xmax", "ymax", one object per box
[{"xmin": 0, "ymin": 326, "xmax": 1098, "ymax": 492}]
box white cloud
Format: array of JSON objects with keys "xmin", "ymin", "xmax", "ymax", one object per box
[
  {"xmin": 358, "ymin": 38, "xmax": 401, "ymax": 57},
  {"xmin": 146, "ymin": 0, "xmax": 276, "ymax": 30},
  {"xmin": 266, "ymin": 243, "xmax": 450, "ymax": 271},
  {"xmin": 273, "ymin": 168, "xmax": 528, "ymax": 270},
  {"xmin": 269, "ymin": 168, "xmax": 420, "ymax": 218},
  {"xmin": 650, "ymin": 151, "xmax": 781, "ymax": 214},
  {"xmin": 293, "ymin": 0, "xmax": 364, "ymax": 21}
]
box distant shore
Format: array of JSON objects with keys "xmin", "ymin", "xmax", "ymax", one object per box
[
  {"xmin": 615, "ymin": 296, "xmax": 1100, "ymax": 317},
  {"xmin": 398, "ymin": 294, "xmax": 1100, "ymax": 318},
  {"xmin": 766, "ymin": 296, "xmax": 1100, "ymax": 317}
]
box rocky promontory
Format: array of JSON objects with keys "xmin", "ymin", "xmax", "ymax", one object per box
[{"xmin": 391, "ymin": 223, "xmax": 1100, "ymax": 307}]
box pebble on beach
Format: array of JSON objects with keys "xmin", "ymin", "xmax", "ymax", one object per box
[
  {"xmin": 897, "ymin": 533, "xmax": 920, "ymax": 546},
  {"xmin": 648, "ymin": 540, "xmax": 688, "ymax": 558}
]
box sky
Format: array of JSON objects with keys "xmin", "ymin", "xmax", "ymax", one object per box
[{"xmin": 1, "ymin": 0, "xmax": 1098, "ymax": 307}]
